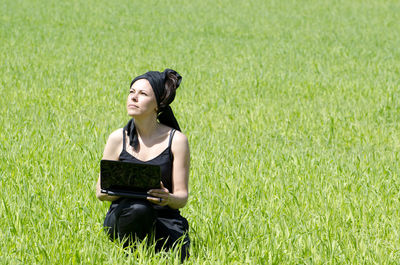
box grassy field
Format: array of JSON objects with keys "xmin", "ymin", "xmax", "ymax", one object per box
[{"xmin": 1, "ymin": 0, "xmax": 400, "ymax": 264}]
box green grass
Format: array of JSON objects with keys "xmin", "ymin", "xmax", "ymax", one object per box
[{"xmin": 1, "ymin": 0, "xmax": 400, "ymax": 263}]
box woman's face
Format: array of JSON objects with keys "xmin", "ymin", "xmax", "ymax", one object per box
[{"xmin": 127, "ymin": 79, "xmax": 158, "ymax": 117}]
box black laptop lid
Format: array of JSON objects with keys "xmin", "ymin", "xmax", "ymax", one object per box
[{"xmin": 100, "ymin": 159, "xmax": 161, "ymax": 193}]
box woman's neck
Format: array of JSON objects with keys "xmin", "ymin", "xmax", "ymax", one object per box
[{"xmin": 133, "ymin": 115, "xmax": 159, "ymax": 139}]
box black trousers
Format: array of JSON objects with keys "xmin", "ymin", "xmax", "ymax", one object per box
[{"xmin": 103, "ymin": 198, "xmax": 190, "ymax": 261}]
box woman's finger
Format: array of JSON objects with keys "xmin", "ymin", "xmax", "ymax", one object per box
[
  {"xmin": 147, "ymin": 196, "xmax": 161, "ymax": 204},
  {"xmin": 147, "ymin": 196, "xmax": 168, "ymax": 206},
  {"xmin": 148, "ymin": 189, "xmax": 168, "ymax": 196},
  {"xmin": 160, "ymin": 182, "xmax": 169, "ymax": 193}
]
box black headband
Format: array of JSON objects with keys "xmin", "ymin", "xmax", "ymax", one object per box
[
  {"xmin": 130, "ymin": 69, "xmax": 182, "ymax": 107},
  {"xmin": 125, "ymin": 69, "xmax": 182, "ymax": 150}
]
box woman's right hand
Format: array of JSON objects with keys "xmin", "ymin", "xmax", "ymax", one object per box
[
  {"xmin": 96, "ymin": 128, "xmax": 124, "ymax": 201},
  {"xmin": 96, "ymin": 175, "xmax": 121, "ymax": 201}
]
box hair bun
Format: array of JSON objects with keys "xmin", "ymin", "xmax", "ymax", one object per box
[
  {"xmin": 163, "ymin": 69, "xmax": 182, "ymax": 89},
  {"xmin": 158, "ymin": 69, "xmax": 182, "ymax": 108}
]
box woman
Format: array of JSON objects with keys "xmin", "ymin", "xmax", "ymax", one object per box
[{"xmin": 96, "ymin": 69, "xmax": 190, "ymax": 261}]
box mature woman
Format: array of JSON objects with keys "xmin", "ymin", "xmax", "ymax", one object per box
[{"xmin": 96, "ymin": 69, "xmax": 190, "ymax": 260}]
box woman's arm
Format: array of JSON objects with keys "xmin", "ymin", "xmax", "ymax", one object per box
[
  {"xmin": 96, "ymin": 128, "xmax": 123, "ymax": 201},
  {"xmin": 147, "ymin": 131, "xmax": 190, "ymax": 209}
]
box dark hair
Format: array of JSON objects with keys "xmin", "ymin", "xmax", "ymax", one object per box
[{"xmin": 159, "ymin": 71, "xmax": 179, "ymax": 110}]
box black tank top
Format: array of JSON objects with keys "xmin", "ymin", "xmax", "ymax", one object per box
[{"xmin": 119, "ymin": 128, "xmax": 176, "ymax": 210}]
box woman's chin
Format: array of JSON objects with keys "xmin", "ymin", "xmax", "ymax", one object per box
[{"xmin": 127, "ymin": 110, "xmax": 138, "ymax": 117}]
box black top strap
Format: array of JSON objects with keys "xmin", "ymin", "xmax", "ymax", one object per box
[
  {"xmin": 122, "ymin": 128, "xmax": 126, "ymax": 151},
  {"xmin": 168, "ymin": 129, "xmax": 176, "ymax": 148}
]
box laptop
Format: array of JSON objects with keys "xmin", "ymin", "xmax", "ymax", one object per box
[{"xmin": 100, "ymin": 159, "xmax": 161, "ymax": 199}]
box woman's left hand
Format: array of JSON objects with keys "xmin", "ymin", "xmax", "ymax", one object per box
[{"xmin": 147, "ymin": 182, "xmax": 170, "ymax": 206}]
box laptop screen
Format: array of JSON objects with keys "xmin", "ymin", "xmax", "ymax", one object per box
[{"xmin": 100, "ymin": 160, "xmax": 161, "ymax": 193}]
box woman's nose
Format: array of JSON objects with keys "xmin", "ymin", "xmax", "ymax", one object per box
[{"xmin": 131, "ymin": 93, "xmax": 138, "ymax": 101}]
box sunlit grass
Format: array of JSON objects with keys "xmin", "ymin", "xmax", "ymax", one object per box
[{"xmin": 1, "ymin": 0, "xmax": 400, "ymax": 263}]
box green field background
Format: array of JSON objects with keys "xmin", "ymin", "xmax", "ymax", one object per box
[{"xmin": 1, "ymin": 0, "xmax": 400, "ymax": 264}]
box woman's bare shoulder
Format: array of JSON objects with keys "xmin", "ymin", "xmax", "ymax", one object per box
[
  {"xmin": 103, "ymin": 128, "xmax": 124, "ymax": 160},
  {"xmin": 107, "ymin": 128, "xmax": 124, "ymax": 145},
  {"xmin": 171, "ymin": 130, "xmax": 189, "ymax": 152},
  {"xmin": 158, "ymin": 124, "xmax": 189, "ymax": 150},
  {"xmin": 173, "ymin": 130, "xmax": 188, "ymax": 143}
]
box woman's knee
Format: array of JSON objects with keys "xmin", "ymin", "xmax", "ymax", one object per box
[
  {"xmin": 119, "ymin": 200, "xmax": 155, "ymax": 220},
  {"xmin": 117, "ymin": 200, "xmax": 155, "ymax": 239}
]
